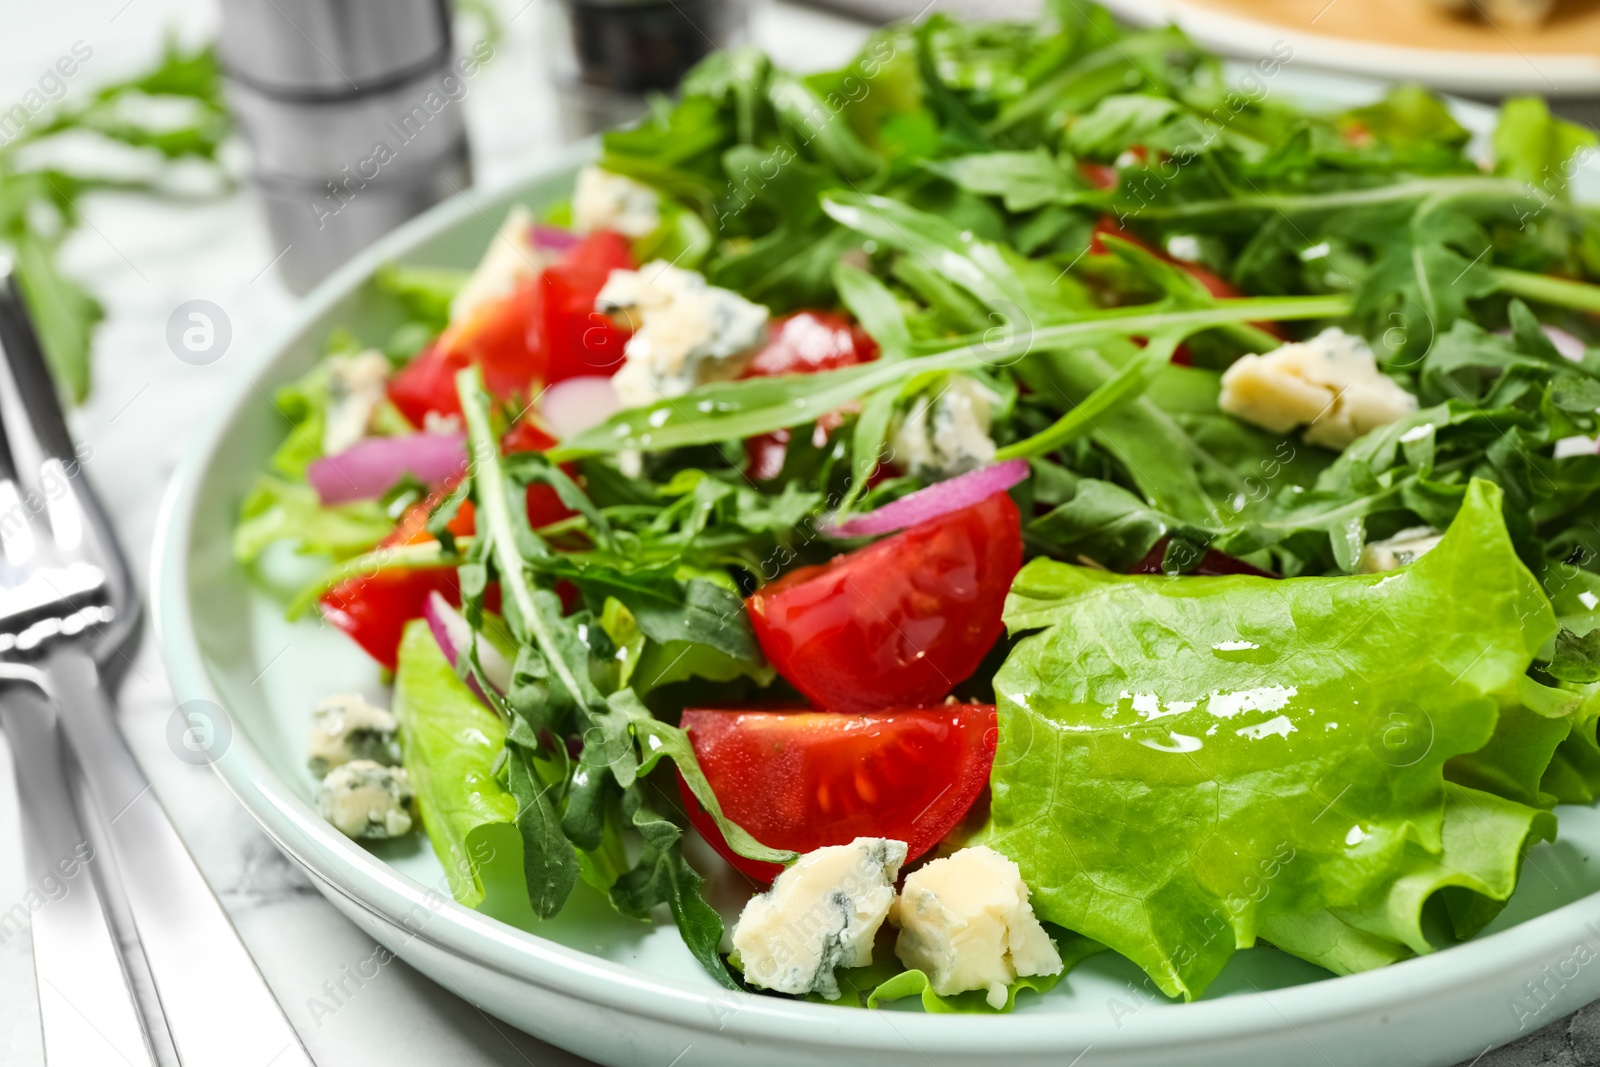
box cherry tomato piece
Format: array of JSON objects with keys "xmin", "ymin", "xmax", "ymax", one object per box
[
  {"xmin": 541, "ymin": 230, "xmax": 634, "ymax": 383},
  {"xmin": 677, "ymin": 705, "xmax": 998, "ymax": 883},
  {"xmin": 747, "ymin": 492, "xmax": 1022, "ymax": 712}
]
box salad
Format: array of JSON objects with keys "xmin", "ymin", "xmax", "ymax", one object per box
[{"xmin": 238, "ymin": 2, "xmax": 1600, "ymax": 1011}]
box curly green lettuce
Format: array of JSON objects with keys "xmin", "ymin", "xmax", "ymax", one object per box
[{"xmin": 983, "ymin": 479, "xmax": 1564, "ymax": 998}]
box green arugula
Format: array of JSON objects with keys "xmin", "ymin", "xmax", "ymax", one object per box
[{"xmin": 2, "ymin": 40, "xmax": 230, "ymax": 401}]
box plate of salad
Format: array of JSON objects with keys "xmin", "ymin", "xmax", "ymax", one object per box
[{"xmin": 156, "ymin": 5, "xmax": 1600, "ymax": 1065}]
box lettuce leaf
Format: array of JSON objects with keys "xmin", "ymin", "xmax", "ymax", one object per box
[
  {"xmin": 983, "ymin": 479, "xmax": 1555, "ymax": 999},
  {"xmin": 1261, "ymin": 782, "xmax": 1556, "ymax": 971},
  {"xmin": 1542, "ymin": 694, "xmax": 1600, "ymax": 804},
  {"xmin": 393, "ymin": 620, "xmax": 538, "ymax": 927},
  {"xmin": 232, "ymin": 475, "xmax": 393, "ymax": 565},
  {"xmin": 864, "ymin": 930, "xmax": 1107, "ymax": 1013}
]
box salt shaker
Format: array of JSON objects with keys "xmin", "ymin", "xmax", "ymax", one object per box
[
  {"xmin": 217, "ymin": 0, "xmax": 475, "ymax": 292},
  {"xmin": 545, "ymin": 0, "xmax": 749, "ymax": 139}
]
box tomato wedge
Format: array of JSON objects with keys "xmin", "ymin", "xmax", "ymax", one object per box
[
  {"xmin": 388, "ymin": 278, "xmax": 548, "ymax": 425},
  {"xmin": 747, "ymin": 492, "xmax": 1022, "ymax": 712},
  {"xmin": 678, "ymin": 705, "xmax": 998, "ymax": 882},
  {"xmin": 540, "ymin": 230, "xmax": 634, "ymax": 383},
  {"xmin": 387, "ymin": 232, "xmax": 635, "ymax": 425}
]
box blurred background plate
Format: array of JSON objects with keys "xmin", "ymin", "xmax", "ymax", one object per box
[{"xmin": 1097, "ymin": 0, "xmax": 1600, "ymax": 99}]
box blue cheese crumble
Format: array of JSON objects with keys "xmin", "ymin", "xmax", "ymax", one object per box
[
  {"xmin": 572, "ymin": 166, "xmax": 660, "ymax": 238},
  {"xmin": 316, "ymin": 760, "xmax": 414, "ymax": 840},
  {"xmin": 1219, "ymin": 328, "xmax": 1416, "ymax": 450},
  {"xmin": 322, "ymin": 350, "xmax": 392, "ymax": 455},
  {"xmin": 891, "ymin": 845, "xmax": 1062, "ymax": 1009},
  {"xmin": 598, "ymin": 263, "xmax": 770, "ymax": 408},
  {"xmin": 890, "ymin": 376, "xmax": 998, "ymax": 480},
  {"xmin": 307, "ymin": 693, "xmax": 401, "ymax": 777},
  {"xmin": 732, "ymin": 837, "xmax": 907, "ymax": 999},
  {"xmin": 1357, "ymin": 525, "xmax": 1443, "ymax": 572}
]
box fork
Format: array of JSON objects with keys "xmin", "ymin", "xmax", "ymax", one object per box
[{"xmin": 0, "ymin": 263, "xmax": 315, "ymax": 1066}]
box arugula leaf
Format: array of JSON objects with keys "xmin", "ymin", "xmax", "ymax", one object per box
[
  {"xmin": 985, "ymin": 480, "xmax": 1553, "ymax": 998},
  {"xmin": 505, "ymin": 742, "xmax": 581, "ymax": 919},
  {"xmin": 1066, "ymin": 94, "xmax": 1183, "ymax": 158},
  {"xmin": 932, "ymin": 149, "xmax": 1104, "ymax": 213},
  {"xmin": 2, "ymin": 40, "xmax": 230, "ymax": 401},
  {"xmin": 609, "ymin": 784, "xmax": 741, "ymax": 990}
]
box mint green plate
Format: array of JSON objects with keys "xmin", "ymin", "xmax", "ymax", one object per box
[{"xmin": 154, "ymin": 79, "xmax": 1600, "ymax": 1067}]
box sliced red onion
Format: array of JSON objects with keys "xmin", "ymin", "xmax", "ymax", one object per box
[
  {"xmin": 531, "ymin": 224, "xmax": 580, "ymax": 253},
  {"xmin": 307, "ymin": 432, "xmax": 467, "ymax": 505},
  {"xmin": 542, "ymin": 375, "xmax": 623, "ymax": 439},
  {"xmin": 1496, "ymin": 324, "xmax": 1588, "ymax": 361},
  {"xmin": 423, "ymin": 591, "xmax": 514, "ymax": 702},
  {"xmin": 821, "ymin": 459, "xmax": 1030, "ymax": 539}
]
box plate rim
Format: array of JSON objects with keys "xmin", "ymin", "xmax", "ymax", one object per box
[{"xmin": 151, "ymin": 85, "xmax": 1600, "ymax": 1058}]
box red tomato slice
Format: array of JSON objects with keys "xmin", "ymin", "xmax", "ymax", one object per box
[
  {"xmin": 447, "ymin": 278, "xmax": 547, "ymax": 401},
  {"xmin": 741, "ymin": 311, "xmax": 878, "ymax": 479},
  {"xmin": 388, "ymin": 280, "xmax": 549, "ymax": 426},
  {"xmin": 747, "ymin": 492, "xmax": 1022, "ymax": 712},
  {"xmin": 386, "ymin": 340, "xmax": 470, "ymax": 427},
  {"xmin": 745, "ymin": 310, "xmax": 877, "ymax": 378},
  {"xmin": 540, "ymin": 231, "xmax": 634, "ymax": 383},
  {"xmin": 321, "ymin": 568, "xmax": 464, "ymax": 671},
  {"xmin": 1079, "ymin": 161, "xmax": 1120, "ymax": 190},
  {"xmin": 677, "ymin": 705, "xmax": 998, "ymax": 882},
  {"xmin": 388, "ymin": 233, "xmax": 635, "ymax": 425}
]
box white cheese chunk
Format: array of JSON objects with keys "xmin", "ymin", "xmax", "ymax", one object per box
[
  {"xmin": 890, "ymin": 845, "xmax": 1062, "ymax": 1010},
  {"xmin": 598, "ymin": 262, "xmax": 769, "ymax": 408},
  {"xmin": 890, "ymin": 376, "xmax": 998, "ymax": 481},
  {"xmin": 1219, "ymin": 328, "xmax": 1417, "ymax": 450},
  {"xmin": 572, "ymin": 166, "xmax": 660, "ymax": 238},
  {"xmin": 1555, "ymin": 435, "xmax": 1599, "ymax": 460},
  {"xmin": 450, "ymin": 204, "xmax": 550, "ymax": 325},
  {"xmin": 732, "ymin": 837, "xmax": 908, "ymax": 1000},
  {"xmin": 316, "ymin": 760, "xmax": 413, "ymax": 840},
  {"xmin": 308, "ymin": 693, "xmax": 401, "ymax": 777},
  {"xmin": 322, "ymin": 350, "xmax": 392, "ymax": 455},
  {"xmin": 1357, "ymin": 525, "xmax": 1444, "ymax": 573}
]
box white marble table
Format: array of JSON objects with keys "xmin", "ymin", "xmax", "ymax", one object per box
[{"xmin": 0, "ymin": 2, "xmax": 1595, "ymax": 1065}]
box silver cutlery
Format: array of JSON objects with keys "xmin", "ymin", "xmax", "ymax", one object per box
[{"xmin": 0, "ymin": 261, "xmax": 315, "ymax": 1066}]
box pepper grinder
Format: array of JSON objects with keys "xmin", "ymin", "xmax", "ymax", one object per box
[
  {"xmin": 217, "ymin": 0, "xmax": 475, "ymax": 292},
  {"xmin": 544, "ymin": 0, "xmax": 749, "ymax": 140}
]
